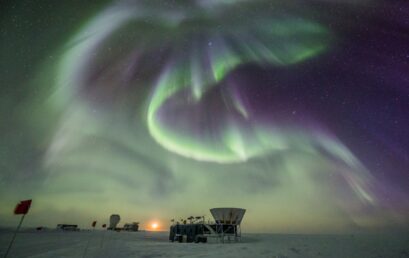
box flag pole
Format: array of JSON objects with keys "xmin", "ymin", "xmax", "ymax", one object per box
[
  {"xmin": 3, "ymin": 214, "xmax": 26, "ymax": 258},
  {"xmin": 82, "ymin": 221, "xmax": 96, "ymax": 258},
  {"xmin": 100, "ymin": 228, "xmax": 107, "ymax": 248},
  {"xmin": 82, "ymin": 234, "xmax": 91, "ymax": 258}
]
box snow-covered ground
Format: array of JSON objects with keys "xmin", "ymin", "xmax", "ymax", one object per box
[{"xmin": 1, "ymin": 230, "xmax": 408, "ymax": 258}]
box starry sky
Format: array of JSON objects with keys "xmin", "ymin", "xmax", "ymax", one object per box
[{"xmin": 0, "ymin": 0, "xmax": 408, "ymax": 233}]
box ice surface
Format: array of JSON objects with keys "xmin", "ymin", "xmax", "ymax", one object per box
[{"xmin": 0, "ymin": 230, "xmax": 408, "ymax": 258}]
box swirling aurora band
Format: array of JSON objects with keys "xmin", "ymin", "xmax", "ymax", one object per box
[{"xmin": 57, "ymin": 0, "xmax": 330, "ymax": 163}]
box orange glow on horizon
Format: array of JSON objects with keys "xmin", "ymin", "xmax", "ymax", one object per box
[{"xmin": 151, "ymin": 222, "xmax": 159, "ymax": 230}]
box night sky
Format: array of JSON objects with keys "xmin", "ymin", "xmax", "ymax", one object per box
[{"xmin": 1, "ymin": 0, "xmax": 408, "ymax": 233}]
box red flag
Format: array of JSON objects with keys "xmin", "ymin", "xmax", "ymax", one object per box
[
  {"xmin": 92, "ymin": 221, "xmax": 97, "ymax": 227},
  {"xmin": 14, "ymin": 200, "xmax": 32, "ymax": 215},
  {"xmin": 102, "ymin": 224, "xmax": 106, "ymax": 228}
]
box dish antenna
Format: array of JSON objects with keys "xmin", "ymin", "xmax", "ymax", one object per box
[{"xmin": 109, "ymin": 214, "xmax": 120, "ymax": 230}]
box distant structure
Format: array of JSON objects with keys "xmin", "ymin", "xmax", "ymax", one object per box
[
  {"xmin": 169, "ymin": 207, "xmax": 246, "ymax": 243},
  {"xmin": 123, "ymin": 222, "xmax": 139, "ymax": 232},
  {"xmin": 108, "ymin": 214, "xmax": 120, "ymax": 230},
  {"xmin": 210, "ymin": 208, "xmax": 246, "ymax": 225},
  {"xmin": 56, "ymin": 224, "xmax": 79, "ymax": 231}
]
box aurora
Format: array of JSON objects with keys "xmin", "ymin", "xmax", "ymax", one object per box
[
  {"xmin": 57, "ymin": 0, "xmax": 330, "ymax": 163},
  {"xmin": 0, "ymin": 0, "xmax": 408, "ymax": 234}
]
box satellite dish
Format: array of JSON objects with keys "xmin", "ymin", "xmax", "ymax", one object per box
[
  {"xmin": 210, "ymin": 208, "xmax": 246, "ymax": 225},
  {"xmin": 109, "ymin": 214, "xmax": 121, "ymax": 229}
]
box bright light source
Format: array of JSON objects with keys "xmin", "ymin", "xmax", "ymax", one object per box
[{"xmin": 151, "ymin": 223, "xmax": 158, "ymax": 230}]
